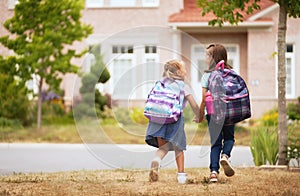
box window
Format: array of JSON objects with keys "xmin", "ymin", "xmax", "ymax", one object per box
[
  {"xmin": 226, "ymin": 46, "xmax": 240, "ymax": 73},
  {"xmin": 142, "ymin": 45, "xmax": 159, "ymax": 98},
  {"xmin": 285, "ymin": 44, "xmax": 295, "ymax": 98},
  {"xmin": 191, "ymin": 44, "xmax": 240, "ymax": 102},
  {"xmin": 86, "ymin": 0, "xmax": 104, "ymax": 8},
  {"xmin": 110, "ymin": 0, "xmax": 135, "ymax": 7},
  {"xmin": 111, "ymin": 45, "xmax": 135, "ymax": 99},
  {"xmin": 86, "ymin": 0, "xmax": 160, "ymax": 8},
  {"xmin": 142, "ymin": 0, "xmax": 160, "ymax": 7},
  {"xmin": 112, "ymin": 45, "xmax": 133, "ymax": 54}
]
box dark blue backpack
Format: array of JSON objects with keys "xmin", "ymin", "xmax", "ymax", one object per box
[{"xmin": 208, "ymin": 60, "xmax": 251, "ymax": 125}]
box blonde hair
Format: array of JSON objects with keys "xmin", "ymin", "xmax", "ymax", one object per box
[{"xmin": 163, "ymin": 59, "xmax": 186, "ymax": 80}]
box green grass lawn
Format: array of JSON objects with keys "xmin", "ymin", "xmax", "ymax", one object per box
[
  {"xmin": 0, "ymin": 120, "xmax": 252, "ymax": 145},
  {"xmin": 1, "ymin": 118, "xmax": 299, "ymax": 146}
]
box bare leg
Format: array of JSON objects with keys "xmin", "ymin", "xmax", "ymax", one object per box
[
  {"xmin": 149, "ymin": 137, "xmax": 169, "ymax": 182},
  {"xmin": 156, "ymin": 137, "xmax": 169, "ymax": 160},
  {"xmin": 174, "ymin": 146, "xmax": 184, "ymax": 173}
]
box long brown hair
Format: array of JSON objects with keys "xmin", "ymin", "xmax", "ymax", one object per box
[{"xmin": 205, "ymin": 44, "xmax": 232, "ymax": 72}]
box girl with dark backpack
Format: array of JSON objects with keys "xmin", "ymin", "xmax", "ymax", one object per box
[
  {"xmin": 145, "ymin": 59, "xmax": 200, "ymax": 184},
  {"xmin": 199, "ymin": 44, "xmax": 241, "ymax": 183}
]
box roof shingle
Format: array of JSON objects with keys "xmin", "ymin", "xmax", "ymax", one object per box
[{"xmin": 169, "ymin": 0, "xmax": 275, "ymax": 23}]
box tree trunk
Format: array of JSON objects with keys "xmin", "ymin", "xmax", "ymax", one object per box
[
  {"xmin": 277, "ymin": 4, "xmax": 288, "ymax": 165},
  {"xmin": 37, "ymin": 78, "xmax": 43, "ymax": 130}
]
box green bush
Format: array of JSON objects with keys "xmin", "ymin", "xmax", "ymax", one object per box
[
  {"xmin": 130, "ymin": 108, "xmax": 148, "ymax": 125},
  {"xmin": 287, "ymin": 123, "xmax": 300, "ymax": 167},
  {"xmin": 0, "ymin": 117, "xmax": 23, "ymax": 128},
  {"xmin": 287, "ymin": 97, "xmax": 300, "ymax": 121},
  {"xmin": 183, "ymin": 104, "xmax": 195, "ymax": 123},
  {"xmin": 261, "ymin": 108, "xmax": 278, "ymax": 126},
  {"xmin": 112, "ymin": 107, "xmax": 132, "ymax": 125},
  {"xmin": 0, "ymin": 73, "xmax": 30, "ymax": 125},
  {"xmin": 250, "ymin": 126, "xmax": 278, "ymax": 166}
]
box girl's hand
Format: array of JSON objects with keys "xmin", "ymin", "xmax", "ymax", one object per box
[
  {"xmin": 193, "ymin": 116, "xmax": 200, "ymax": 123},
  {"xmin": 199, "ymin": 111, "xmax": 205, "ymax": 123}
]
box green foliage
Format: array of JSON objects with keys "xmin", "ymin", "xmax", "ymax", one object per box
[
  {"xmin": 90, "ymin": 45, "xmax": 110, "ymax": 84},
  {"xmin": 0, "ymin": 72, "xmax": 30, "ymax": 125},
  {"xmin": 250, "ymin": 127, "xmax": 279, "ymax": 166},
  {"xmin": 197, "ymin": 0, "xmax": 300, "ymax": 27},
  {"xmin": 80, "ymin": 74, "xmax": 99, "ymax": 94},
  {"xmin": 261, "ymin": 108, "xmax": 278, "ymax": 126},
  {"xmin": 287, "ymin": 123, "xmax": 300, "ymax": 167},
  {"xmin": 0, "ymin": 0, "xmax": 93, "ymax": 91},
  {"xmin": 75, "ymin": 45, "xmax": 110, "ymax": 119},
  {"xmin": 129, "ymin": 108, "xmax": 148, "ymax": 125},
  {"xmin": 0, "ymin": 117, "xmax": 23, "ymax": 128},
  {"xmin": 113, "ymin": 107, "xmax": 131, "ymax": 125},
  {"xmin": 287, "ymin": 97, "xmax": 300, "ymax": 120},
  {"xmin": 183, "ymin": 104, "xmax": 195, "ymax": 123},
  {"xmin": 0, "ymin": 0, "xmax": 93, "ymax": 128},
  {"xmin": 197, "ymin": 0, "xmax": 261, "ymax": 26}
]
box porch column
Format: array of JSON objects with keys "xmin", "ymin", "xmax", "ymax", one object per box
[{"xmin": 171, "ymin": 25, "xmax": 181, "ymax": 59}]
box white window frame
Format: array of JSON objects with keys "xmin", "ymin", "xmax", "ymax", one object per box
[
  {"xmin": 142, "ymin": 47, "xmax": 160, "ymax": 99},
  {"xmin": 142, "ymin": 0, "xmax": 160, "ymax": 7},
  {"xmin": 226, "ymin": 44, "xmax": 240, "ymax": 74},
  {"xmin": 190, "ymin": 44, "xmax": 240, "ymax": 102},
  {"xmin": 275, "ymin": 44, "xmax": 296, "ymax": 99},
  {"xmin": 285, "ymin": 45, "xmax": 296, "ymax": 98},
  {"xmin": 85, "ymin": 0, "xmax": 159, "ymax": 8},
  {"xmin": 110, "ymin": 50, "xmax": 136, "ymax": 100},
  {"xmin": 86, "ymin": 0, "xmax": 104, "ymax": 8}
]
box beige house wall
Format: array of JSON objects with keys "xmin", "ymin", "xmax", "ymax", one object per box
[{"xmin": 1, "ymin": 1, "xmax": 300, "ymax": 118}]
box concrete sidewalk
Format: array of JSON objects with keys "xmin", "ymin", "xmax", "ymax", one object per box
[{"xmin": 0, "ymin": 143, "xmax": 254, "ymax": 175}]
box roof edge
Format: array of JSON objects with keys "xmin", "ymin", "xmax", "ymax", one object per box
[
  {"xmin": 248, "ymin": 4, "xmax": 279, "ymax": 21},
  {"xmin": 168, "ymin": 21, "xmax": 274, "ymax": 28}
]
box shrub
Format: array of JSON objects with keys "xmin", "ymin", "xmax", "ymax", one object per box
[
  {"xmin": 261, "ymin": 108, "xmax": 278, "ymax": 126},
  {"xmin": 183, "ymin": 104, "xmax": 195, "ymax": 123},
  {"xmin": 0, "ymin": 73, "xmax": 30, "ymax": 125},
  {"xmin": 287, "ymin": 97, "xmax": 300, "ymax": 121},
  {"xmin": 250, "ymin": 126, "xmax": 278, "ymax": 166},
  {"xmin": 0, "ymin": 117, "xmax": 23, "ymax": 128},
  {"xmin": 287, "ymin": 123, "xmax": 300, "ymax": 167},
  {"xmin": 130, "ymin": 108, "xmax": 148, "ymax": 125}
]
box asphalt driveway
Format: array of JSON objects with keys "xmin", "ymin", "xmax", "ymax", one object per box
[{"xmin": 0, "ymin": 143, "xmax": 254, "ymax": 175}]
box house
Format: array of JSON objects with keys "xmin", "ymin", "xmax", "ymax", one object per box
[{"xmin": 1, "ymin": 0, "xmax": 300, "ymax": 119}]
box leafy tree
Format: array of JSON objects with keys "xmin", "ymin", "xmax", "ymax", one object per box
[
  {"xmin": 198, "ymin": 0, "xmax": 300, "ymax": 165},
  {"xmin": 0, "ymin": 56, "xmax": 30, "ymax": 124},
  {"xmin": 0, "ymin": 0, "xmax": 93, "ymax": 129}
]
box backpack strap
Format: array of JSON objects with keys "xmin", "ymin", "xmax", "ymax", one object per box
[{"xmin": 215, "ymin": 60, "xmax": 225, "ymax": 70}]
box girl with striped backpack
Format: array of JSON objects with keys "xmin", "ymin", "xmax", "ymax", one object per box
[{"xmin": 145, "ymin": 59, "xmax": 200, "ymax": 184}]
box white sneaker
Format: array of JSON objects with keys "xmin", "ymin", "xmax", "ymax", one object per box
[
  {"xmin": 220, "ymin": 154, "xmax": 235, "ymax": 177},
  {"xmin": 177, "ymin": 172, "xmax": 187, "ymax": 184}
]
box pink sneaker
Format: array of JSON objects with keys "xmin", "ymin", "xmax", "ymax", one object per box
[{"xmin": 209, "ymin": 171, "xmax": 218, "ymax": 183}]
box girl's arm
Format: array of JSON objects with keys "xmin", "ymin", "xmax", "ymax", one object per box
[
  {"xmin": 199, "ymin": 87, "xmax": 208, "ymax": 123},
  {"xmin": 185, "ymin": 94, "xmax": 200, "ymax": 123}
]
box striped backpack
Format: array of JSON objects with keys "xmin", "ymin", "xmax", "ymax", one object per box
[
  {"xmin": 208, "ymin": 60, "xmax": 251, "ymax": 125},
  {"xmin": 144, "ymin": 78, "xmax": 184, "ymax": 124}
]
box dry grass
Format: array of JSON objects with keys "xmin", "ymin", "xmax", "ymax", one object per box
[{"xmin": 0, "ymin": 168, "xmax": 299, "ymax": 195}]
